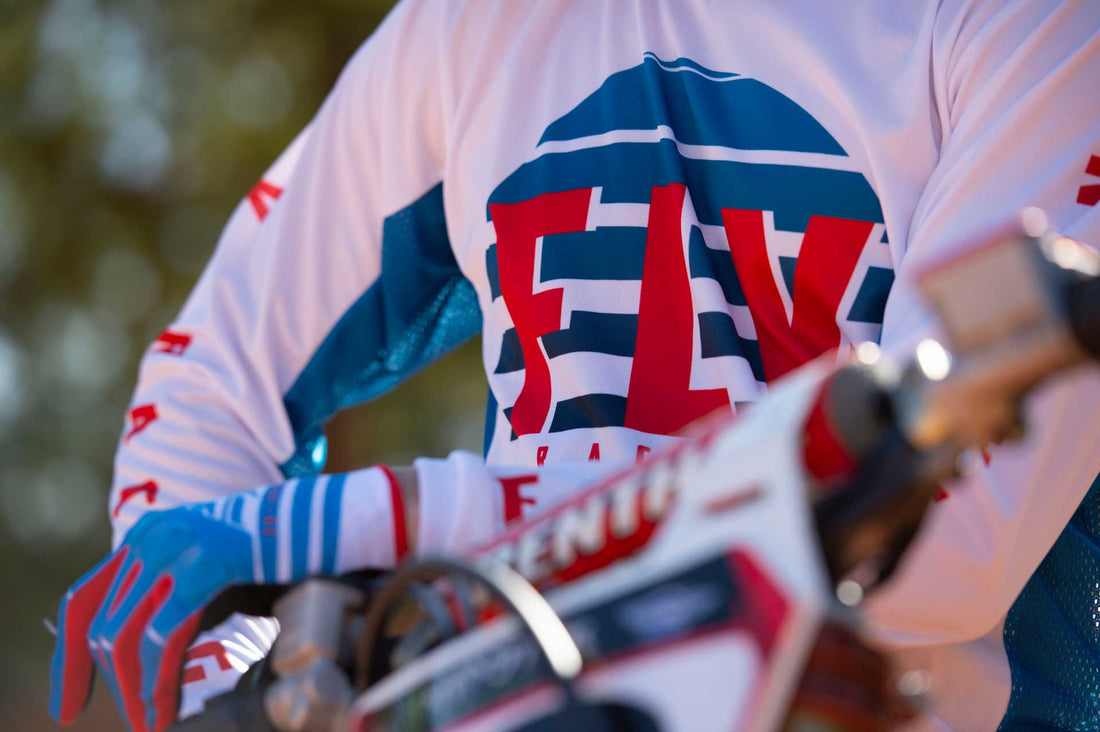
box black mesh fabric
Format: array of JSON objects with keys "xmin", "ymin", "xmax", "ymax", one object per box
[{"xmin": 1000, "ymin": 474, "xmax": 1100, "ymax": 731}]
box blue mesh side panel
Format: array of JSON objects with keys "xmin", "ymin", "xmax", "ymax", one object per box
[
  {"xmin": 1000, "ymin": 474, "xmax": 1100, "ymax": 731},
  {"xmin": 280, "ymin": 182, "xmax": 483, "ymax": 477}
]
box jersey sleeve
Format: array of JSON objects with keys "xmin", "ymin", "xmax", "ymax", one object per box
[
  {"xmin": 864, "ymin": 0, "xmax": 1100, "ymax": 645},
  {"xmin": 109, "ymin": 0, "xmax": 481, "ymax": 545}
]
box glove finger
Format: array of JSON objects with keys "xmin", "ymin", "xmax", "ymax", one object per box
[
  {"xmin": 141, "ymin": 553, "xmax": 238, "ymax": 731},
  {"xmin": 105, "ymin": 573, "xmax": 174, "ymax": 732},
  {"xmin": 49, "ymin": 547, "xmax": 129, "ymax": 725},
  {"xmin": 143, "ymin": 605, "xmax": 203, "ymax": 731},
  {"xmin": 88, "ymin": 558, "xmax": 153, "ymax": 725},
  {"xmin": 100, "ymin": 510, "xmax": 211, "ymax": 730}
]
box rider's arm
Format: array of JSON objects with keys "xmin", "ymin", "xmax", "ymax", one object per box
[
  {"xmin": 110, "ymin": 0, "xmax": 465, "ymax": 543},
  {"xmin": 86, "ymin": 1, "xmax": 487, "ymax": 724},
  {"xmin": 55, "ymin": 1, "xmax": 623, "ymax": 727},
  {"xmin": 864, "ymin": 0, "xmax": 1100, "ymax": 644}
]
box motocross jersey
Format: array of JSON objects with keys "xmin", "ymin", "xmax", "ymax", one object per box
[{"xmin": 109, "ymin": 0, "xmax": 1100, "ymax": 728}]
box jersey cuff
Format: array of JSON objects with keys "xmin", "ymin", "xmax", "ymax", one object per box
[{"xmin": 413, "ymin": 451, "xmax": 500, "ymax": 556}]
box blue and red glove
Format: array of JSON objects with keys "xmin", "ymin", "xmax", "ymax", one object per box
[{"xmin": 49, "ymin": 470, "xmax": 408, "ymax": 731}]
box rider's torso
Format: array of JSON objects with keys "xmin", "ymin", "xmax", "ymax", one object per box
[{"xmin": 431, "ymin": 0, "xmax": 942, "ymax": 467}]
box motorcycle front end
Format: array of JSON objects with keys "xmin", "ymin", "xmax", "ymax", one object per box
[{"xmin": 174, "ymin": 211, "xmax": 1100, "ymax": 732}]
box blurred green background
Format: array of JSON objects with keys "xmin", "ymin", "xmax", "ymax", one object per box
[{"xmin": 0, "ymin": 1, "xmax": 487, "ymax": 728}]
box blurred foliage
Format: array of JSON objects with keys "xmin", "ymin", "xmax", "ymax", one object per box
[{"xmin": 0, "ymin": 1, "xmax": 487, "ymax": 728}]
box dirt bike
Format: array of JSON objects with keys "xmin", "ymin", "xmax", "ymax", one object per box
[{"xmin": 174, "ymin": 209, "xmax": 1100, "ymax": 732}]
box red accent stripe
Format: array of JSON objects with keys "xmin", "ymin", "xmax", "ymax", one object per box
[
  {"xmin": 107, "ymin": 561, "xmax": 143, "ymax": 617},
  {"xmin": 979, "ymin": 439, "xmax": 1004, "ymax": 467},
  {"xmin": 1078, "ymin": 155, "xmax": 1100, "ymax": 206},
  {"xmin": 379, "ymin": 466, "xmax": 409, "ymax": 561},
  {"xmin": 247, "ymin": 180, "xmax": 284, "ymax": 221},
  {"xmin": 113, "ymin": 481, "xmax": 158, "ymax": 518},
  {"xmin": 58, "ymin": 548, "xmax": 129, "ymax": 724},
  {"xmin": 152, "ymin": 611, "xmax": 203, "ymax": 731},
  {"xmin": 450, "ymin": 596, "xmax": 471, "ymax": 633},
  {"xmin": 180, "ymin": 665, "xmax": 205, "ymax": 685},
  {"xmin": 125, "ymin": 404, "xmax": 158, "ymax": 444},
  {"xmin": 151, "ymin": 331, "xmax": 191, "ymax": 356},
  {"xmin": 703, "ymin": 486, "xmax": 764, "ymax": 515},
  {"xmin": 727, "ymin": 550, "xmax": 790, "ymax": 653},
  {"xmin": 112, "ymin": 574, "xmax": 174, "ymax": 732},
  {"xmin": 185, "ymin": 640, "xmax": 232, "ymax": 670}
]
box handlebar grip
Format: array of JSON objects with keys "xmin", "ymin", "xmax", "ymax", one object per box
[{"xmin": 168, "ymin": 657, "xmax": 278, "ymax": 732}]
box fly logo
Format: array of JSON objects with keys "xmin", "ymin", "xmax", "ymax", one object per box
[
  {"xmin": 484, "ymin": 54, "xmax": 891, "ymax": 451},
  {"xmin": 490, "ymin": 186, "xmax": 882, "ymax": 437}
]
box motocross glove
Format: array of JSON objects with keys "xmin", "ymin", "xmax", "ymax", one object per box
[{"xmin": 48, "ymin": 468, "xmax": 408, "ymax": 732}]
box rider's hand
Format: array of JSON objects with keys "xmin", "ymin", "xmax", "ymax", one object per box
[
  {"xmin": 49, "ymin": 468, "xmax": 412, "ymax": 732},
  {"xmin": 49, "ymin": 505, "xmax": 260, "ymax": 732}
]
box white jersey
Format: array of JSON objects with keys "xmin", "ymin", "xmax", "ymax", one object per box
[{"xmin": 109, "ymin": 1, "xmax": 1100, "ymax": 728}]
